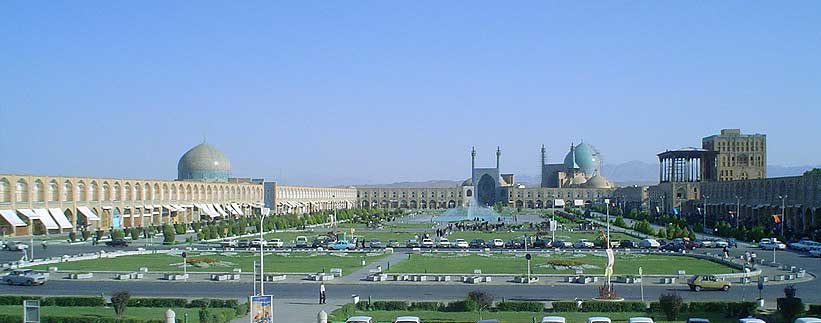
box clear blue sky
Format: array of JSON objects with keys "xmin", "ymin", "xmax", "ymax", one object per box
[{"xmin": 1, "ymin": 1, "xmax": 820, "ymax": 186}]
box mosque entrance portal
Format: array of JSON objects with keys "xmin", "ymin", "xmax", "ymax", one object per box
[{"xmin": 476, "ymin": 174, "xmax": 496, "ymax": 207}]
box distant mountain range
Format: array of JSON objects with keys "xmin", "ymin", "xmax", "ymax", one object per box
[{"xmin": 344, "ymin": 162, "xmax": 821, "ymax": 188}]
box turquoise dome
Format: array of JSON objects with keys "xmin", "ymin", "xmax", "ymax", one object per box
[
  {"xmin": 177, "ymin": 143, "xmax": 231, "ymax": 181},
  {"xmin": 563, "ymin": 142, "xmax": 601, "ymax": 176}
]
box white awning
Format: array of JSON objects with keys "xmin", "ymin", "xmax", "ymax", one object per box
[
  {"xmin": 206, "ymin": 204, "xmax": 221, "ymax": 218},
  {"xmin": 0, "ymin": 210, "xmax": 26, "ymax": 227},
  {"xmin": 102, "ymin": 206, "xmax": 112, "ymax": 210},
  {"xmin": 143, "ymin": 205, "xmax": 154, "ymax": 209},
  {"xmin": 77, "ymin": 206, "xmax": 101, "ymax": 221},
  {"xmin": 47, "ymin": 208, "xmax": 74, "ymax": 229},
  {"xmin": 172, "ymin": 204, "xmax": 185, "ymax": 211},
  {"xmin": 213, "ymin": 204, "xmax": 227, "ymax": 217},
  {"xmin": 231, "ymin": 203, "xmax": 244, "ymax": 216},
  {"xmin": 20, "ymin": 209, "xmax": 60, "ymax": 230},
  {"xmin": 162, "ymin": 205, "xmax": 175, "ymax": 212}
]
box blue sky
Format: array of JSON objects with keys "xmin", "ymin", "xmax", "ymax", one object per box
[{"xmin": 1, "ymin": 1, "xmax": 820, "ymax": 185}]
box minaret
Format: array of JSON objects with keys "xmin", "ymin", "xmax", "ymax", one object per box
[
  {"xmin": 496, "ymin": 146, "xmax": 501, "ymax": 170},
  {"xmin": 471, "ymin": 146, "xmax": 476, "ymax": 186},
  {"xmin": 540, "ymin": 144, "xmax": 546, "ymax": 187}
]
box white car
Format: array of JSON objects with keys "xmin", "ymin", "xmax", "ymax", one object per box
[
  {"xmin": 542, "ymin": 316, "xmax": 567, "ymax": 323},
  {"xmin": 629, "ymin": 317, "xmax": 655, "ymax": 323},
  {"xmin": 759, "ymin": 238, "xmax": 786, "ymax": 250},
  {"xmin": 574, "ymin": 239, "xmax": 595, "ymax": 249},
  {"xmin": 790, "ymin": 240, "xmax": 820, "ymax": 251},
  {"xmin": 394, "ymin": 316, "xmax": 421, "ymax": 323},
  {"xmin": 588, "ymin": 317, "xmax": 612, "ymax": 323},
  {"xmin": 438, "ymin": 238, "xmax": 451, "ymax": 248},
  {"xmin": 639, "ymin": 239, "xmax": 661, "ymax": 249},
  {"xmin": 2, "ymin": 242, "xmax": 29, "ymax": 251},
  {"xmin": 250, "ymin": 238, "xmax": 267, "ymax": 247},
  {"xmin": 794, "ymin": 318, "xmax": 821, "ymax": 323},
  {"xmin": 454, "ymin": 239, "xmax": 469, "ymax": 248},
  {"xmin": 738, "ymin": 318, "xmax": 766, "ymax": 323},
  {"xmin": 491, "ymin": 239, "xmax": 505, "ymax": 248},
  {"xmin": 347, "ymin": 316, "xmax": 373, "ymax": 323},
  {"xmin": 809, "ymin": 247, "xmax": 821, "ymax": 258},
  {"xmin": 712, "ymin": 239, "xmax": 729, "ymax": 248},
  {"xmin": 268, "ymin": 238, "xmax": 284, "ymax": 248},
  {"xmin": 421, "ymin": 238, "xmax": 434, "ymax": 248},
  {"xmin": 220, "ymin": 239, "xmax": 238, "ymax": 248}
]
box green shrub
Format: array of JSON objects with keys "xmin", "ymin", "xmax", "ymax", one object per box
[
  {"xmin": 130, "ymin": 227, "xmax": 141, "ymax": 240},
  {"xmin": 659, "ymin": 293, "xmax": 684, "ymax": 320},
  {"xmin": 127, "ymin": 297, "xmax": 188, "ymax": 308},
  {"xmin": 441, "ymin": 300, "xmax": 472, "ymax": 312},
  {"xmin": 111, "ymin": 229, "xmax": 125, "ymax": 240},
  {"xmin": 162, "ymin": 225, "xmax": 176, "ymax": 243},
  {"xmin": 175, "ymin": 223, "xmax": 187, "ymax": 235},
  {"xmin": 409, "ymin": 302, "xmax": 441, "ymax": 311},
  {"xmin": 370, "ymin": 301, "xmax": 408, "ymax": 311},
  {"xmin": 496, "ymin": 301, "xmax": 544, "ymax": 312},
  {"xmin": 551, "ymin": 301, "xmax": 579, "ymax": 312},
  {"xmin": 42, "ymin": 296, "xmax": 105, "ymax": 307}
]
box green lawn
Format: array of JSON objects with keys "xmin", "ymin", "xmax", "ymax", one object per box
[
  {"xmin": 0, "ymin": 305, "xmax": 236, "ymax": 323},
  {"xmin": 262, "ymin": 230, "xmax": 635, "ymax": 246},
  {"xmin": 329, "ymin": 310, "xmax": 738, "ymax": 323},
  {"xmin": 386, "ymin": 252, "xmax": 737, "ymax": 275},
  {"xmin": 31, "ymin": 251, "xmax": 388, "ymax": 275},
  {"xmin": 447, "ymin": 231, "xmax": 634, "ymax": 243}
]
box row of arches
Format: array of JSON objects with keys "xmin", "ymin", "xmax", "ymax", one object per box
[
  {"xmin": 360, "ymin": 199, "xmax": 460, "ymax": 209},
  {"xmin": 704, "ymin": 204, "xmax": 821, "ymax": 235},
  {"xmin": 277, "ymin": 186, "xmax": 357, "ymax": 200},
  {"xmin": 0, "ymin": 176, "xmax": 263, "ymax": 204}
]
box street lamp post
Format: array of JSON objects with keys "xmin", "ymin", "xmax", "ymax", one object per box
[
  {"xmin": 779, "ymin": 195, "xmax": 787, "ymax": 238},
  {"xmin": 703, "ymin": 195, "xmax": 709, "ymax": 233},
  {"xmin": 605, "ymin": 199, "xmax": 610, "ymax": 242},
  {"xmin": 734, "ymin": 195, "xmax": 741, "ymax": 229},
  {"xmin": 259, "ymin": 207, "xmax": 270, "ymax": 295}
]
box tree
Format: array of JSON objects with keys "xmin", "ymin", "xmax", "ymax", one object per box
[
  {"xmin": 658, "ymin": 292, "xmax": 683, "ymax": 320},
  {"xmin": 163, "ymin": 224, "xmax": 176, "ymax": 243},
  {"xmin": 613, "ymin": 216, "xmax": 627, "ymax": 228},
  {"xmin": 467, "ymin": 290, "xmax": 494, "ymax": 320},
  {"xmin": 111, "ymin": 290, "xmax": 131, "ymax": 319},
  {"xmin": 199, "ymin": 303, "xmax": 210, "ymax": 323}
]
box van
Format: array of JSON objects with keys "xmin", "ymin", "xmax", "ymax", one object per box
[
  {"xmin": 588, "ymin": 317, "xmax": 612, "ymax": 323},
  {"xmin": 541, "ymin": 316, "xmax": 567, "ymax": 323},
  {"xmin": 346, "ymin": 316, "xmax": 373, "ymax": 323},
  {"xmin": 738, "ymin": 318, "xmax": 766, "ymax": 323},
  {"xmin": 394, "ymin": 316, "xmax": 421, "ymax": 323},
  {"xmin": 628, "ymin": 317, "xmax": 655, "ymax": 323}
]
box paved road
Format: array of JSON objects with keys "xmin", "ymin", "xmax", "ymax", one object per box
[{"xmin": 1, "ymin": 280, "xmax": 814, "ymax": 303}]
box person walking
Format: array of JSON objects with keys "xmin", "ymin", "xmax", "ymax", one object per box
[
  {"xmin": 722, "ymin": 246, "xmax": 729, "ymax": 258},
  {"xmin": 744, "ymin": 251, "xmax": 751, "ymax": 264},
  {"xmin": 751, "ymin": 252, "xmax": 757, "ymax": 266},
  {"xmin": 318, "ymin": 282, "xmax": 326, "ymax": 304}
]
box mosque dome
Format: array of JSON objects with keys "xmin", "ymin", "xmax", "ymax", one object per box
[
  {"xmin": 585, "ymin": 174, "xmax": 611, "ymax": 189},
  {"xmin": 177, "ymin": 143, "xmax": 231, "ymax": 181},
  {"xmin": 564, "ymin": 142, "xmax": 602, "ymax": 176},
  {"xmin": 461, "ymin": 178, "xmax": 473, "ymax": 186}
]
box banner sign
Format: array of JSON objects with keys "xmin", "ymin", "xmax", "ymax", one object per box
[
  {"xmin": 554, "ymin": 199, "xmax": 565, "ymax": 207},
  {"xmin": 250, "ymin": 295, "xmax": 273, "ymax": 323},
  {"xmin": 573, "ymin": 199, "xmax": 584, "ymax": 207}
]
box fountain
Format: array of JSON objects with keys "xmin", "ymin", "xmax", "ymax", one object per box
[{"xmin": 432, "ymin": 196, "xmax": 502, "ymax": 222}]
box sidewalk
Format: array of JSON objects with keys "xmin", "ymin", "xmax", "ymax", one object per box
[{"xmin": 230, "ymin": 298, "xmax": 346, "ymax": 323}]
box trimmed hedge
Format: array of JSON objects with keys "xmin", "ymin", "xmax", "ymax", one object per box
[
  {"xmin": 582, "ymin": 301, "xmax": 646, "ymax": 312},
  {"xmin": 809, "ymin": 304, "xmax": 821, "ymax": 315},
  {"xmin": 0, "ymin": 296, "xmax": 104, "ymax": 307},
  {"xmin": 188, "ymin": 298, "xmax": 240, "ymax": 309},
  {"xmin": 409, "ymin": 302, "xmax": 441, "ymax": 311},
  {"xmin": 495, "ymin": 301, "xmax": 544, "ymax": 312},
  {"xmin": 127, "ymin": 298, "xmax": 189, "ymax": 308},
  {"xmin": 0, "ymin": 315, "xmax": 163, "ymax": 323},
  {"xmin": 551, "ymin": 301, "xmax": 579, "ymax": 312}
]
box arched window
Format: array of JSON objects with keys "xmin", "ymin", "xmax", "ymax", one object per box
[
  {"xmin": 102, "ymin": 182, "xmax": 110, "ymax": 201},
  {"xmin": 48, "ymin": 180, "xmax": 58, "ymax": 202},
  {"xmin": 0, "ymin": 178, "xmax": 9, "ymax": 203},
  {"xmin": 77, "ymin": 182, "xmax": 87, "ymax": 201},
  {"xmin": 16, "ymin": 179, "xmax": 29, "ymax": 202},
  {"xmin": 124, "ymin": 183, "xmax": 131, "ymax": 201},
  {"xmin": 90, "ymin": 182, "xmax": 98, "ymax": 201},
  {"xmin": 33, "ymin": 180, "xmax": 44, "ymax": 202},
  {"xmin": 113, "ymin": 183, "xmax": 121, "ymax": 201},
  {"xmin": 62, "ymin": 181, "xmax": 73, "ymax": 201}
]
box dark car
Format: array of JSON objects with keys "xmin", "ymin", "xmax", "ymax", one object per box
[
  {"xmin": 311, "ymin": 238, "xmax": 326, "ymax": 248},
  {"xmin": 469, "ymin": 239, "xmax": 485, "ymax": 248},
  {"xmin": 660, "ymin": 243, "xmax": 685, "ymax": 252},
  {"xmin": 387, "ymin": 240, "xmax": 401, "ymax": 248},
  {"xmin": 533, "ymin": 238, "xmax": 551, "ymax": 249},
  {"xmin": 727, "ymin": 238, "xmax": 738, "ymax": 248},
  {"xmin": 105, "ymin": 238, "xmax": 129, "ymax": 247},
  {"xmin": 619, "ymin": 240, "xmax": 638, "ymax": 248},
  {"xmin": 505, "ymin": 240, "xmax": 524, "ymax": 249},
  {"xmin": 237, "ymin": 240, "xmax": 250, "ymax": 248},
  {"xmin": 369, "ymin": 240, "xmax": 383, "ymax": 249},
  {"xmin": 406, "ymin": 240, "xmax": 420, "ymax": 248}
]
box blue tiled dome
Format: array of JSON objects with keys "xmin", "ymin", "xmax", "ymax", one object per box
[{"xmin": 177, "ymin": 143, "xmax": 231, "ymax": 181}]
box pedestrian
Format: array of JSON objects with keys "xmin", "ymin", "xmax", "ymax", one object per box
[
  {"xmin": 751, "ymin": 252, "xmax": 757, "ymax": 265},
  {"xmin": 745, "ymin": 251, "xmax": 751, "ymax": 264},
  {"xmin": 41, "ymin": 241, "xmax": 47, "ymax": 250},
  {"xmin": 722, "ymin": 246, "xmax": 729, "ymax": 258},
  {"xmin": 319, "ymin": 282, "xmax": 326, "ymax": 304}
]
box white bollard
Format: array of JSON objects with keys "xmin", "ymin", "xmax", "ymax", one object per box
[
  {"xmin": 318, "ymin": 310, "xmax": 328, "ymax": 323},
  {"xmin": 165, "ymin": 309, "xmax": 176, "ymax": 323}
]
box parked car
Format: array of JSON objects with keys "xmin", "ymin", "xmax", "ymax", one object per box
[
  {"xmin": 295, "ymin": 236, "xmax": 309, "ymax": 248},
  {"xmin": 406, "ymin": 239, "xmax": 420, "ymax": 248},
  {"xmin": 712, "ymin": 239, "xmax": 730, "ymax": 248},
  {"xmin": 220, "ymin": 239, "xmax": 238, "ymax": 248},
  {"xmin": 455, "ymin": 239, "xmax": 469, "ymax": 248},
  {"xmin": 490, "ymin": 239, "xmax": 505, "ymax": 248},
  {"xmin": 628, "ymin": 317, "xmax": 655, "ymax": 323},
  {"xmin": 588, "ymin": 317, "xmax": 612, "ymax": 323},
  {"xmin": 312, "ymin": 238, "xmax": 330, "ymax": 249},
  {"xmin": 574, "ymin": 239, "xmax": 595, "ymax": 249},
  {"xmin": 2, "ymin": 242, "xmax": 29, "ymax": 251},
  {"xmin": 387, "ymin": 240, "xmax": 401, "ymax": 248},
  {"xmin": 619, "ymin": 240, "xmax": 638, "ymax": 249},
  {"xmin": 369, "ymin": 240, "xmax": 383, "ymax": 249},
  {"xmin": 437, "ymin": 238, "xmax": 451, "ymax": 248},
  {"xmin": 237, "ymin": 239, "xmax": 251, "ymax": 248},
  {"xmin": 1, "ymin": 269, "xmax": 47, "ymax": 286},
  {"xmin": 469, "ymin": 239, "xmax": 486, "ymax": 248},
  {"xmin": 542, "ymin": 316, "xmax": 567, "ymax": 323},
  {"xmin": 686, "ymin": 319, "xmax": 710, "ymax": 323},
  {"xmin": 533, "ymin": 238, "xmax": 551, "ymax": 249},
  {"xmin": 687, "ymin": 274, "xmax": 731, "ymax": 291},
  {"xmin": 250, "ymin": 238, "xmax": 267, "ymax": 247},
  {"xmin": 790, "ymin": 239, "xmax": 820, "ymax": 251},
  {"xmin": 346, "ymin": 316, "xmax": 373, "ymax": 323},
  {"xmin": 727, "ymin": 238, "xmax": 738, "ymax": 248},
  {"xmin": 694, "ymin": 239, "xmax": 713, "ymax": 248},
  {"xmin": 793, "ymin": 318, "xmax": 821, "ymax": 323},
  {"xmin": 660, "ymin": 243, "xmax": 685, "ymax": 252},
  {"xmin": 477, "ymin": 320, "xmax": 502, "ymax": 323},
  {"xmin": 394, "ymin": 316, "xmax": 421, "ymax": 323},
  {"xmin": 759, "ymin": 238, "xmax": 786, "ymax": 250},
  {"xmin": 332, "ymin": 240, "xmax": 355, "ymax": 250},
  {"xmin": 421, "ymin": 238, "xmax": 434, "ymax": 248},
  {"xmin": 553, "ymin": 240, "xmax": 572, "ymax": 248},
  {"xmin": 639, "ymin": 239, "xmax": 661, "ymax": 249},
  {"xmin": 268, "ymin": 238, "xmax": 284, "ymax": 248},
  {"xmin": 738, "ymin": 318, "xmax": 766, "ymax": 323},
  {"xmin": 809, "ymin": 247, "xmax": 821, "ymax": 258},
  {"xmin": 105, "ymin": 238, "xmax": 129, "ymax": 247},
  {"xmin": 505, "ymin": 239, "xmax": 525, "ymax": 249}
]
